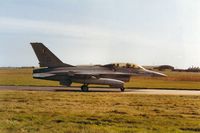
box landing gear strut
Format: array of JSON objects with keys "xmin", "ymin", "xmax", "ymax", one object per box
[
  {"xmin": 81, "ymin": 84, "xmax": 89, "ymax": 92},
  {"xmin": 120, "ymin": 87, "xmax": 125, "ymax": 92}
]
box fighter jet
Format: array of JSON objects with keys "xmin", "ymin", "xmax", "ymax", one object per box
[{"xmin": 31, "ymin": 43, "xmax": 166, "ymax": 92}]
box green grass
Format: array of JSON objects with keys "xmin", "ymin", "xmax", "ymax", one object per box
[
  {"xmin": 0, "ymin": 68, "xmax": 200, "ymax": 89},
  {"xmin": 0, "ymin": 91, "xmax": 200, "ymax": 133},
  {"xmin": 126, "ymin": 71, "xmax": 200, "ymax": 89},
  {"xmin": 0, "ymin": 68, "xmax": 59, "ymax": 86},
  {"xmin": 0, "ymin": 68, "xmax": 200, "ymax": 132}
]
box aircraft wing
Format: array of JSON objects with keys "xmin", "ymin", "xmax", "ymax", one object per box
[
  {"xmin": 50, "ymin": 71, "xmax": 131, "ymax": 79},
  {"xmin": 53, "ymin": 70, "xmax": 129, "ymax": 75},
  {"xmin": 74, "ymin": 72, "xmax": 131, "ymax": 76}
]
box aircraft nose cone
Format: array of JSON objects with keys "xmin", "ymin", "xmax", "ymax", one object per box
[
  {"xmin": 151, "ymin": 71, "xmax": 167, "ymax": 77},
  {"xmin": 145, "ymin": 70, "xmax": 167, "ymax": 77}
]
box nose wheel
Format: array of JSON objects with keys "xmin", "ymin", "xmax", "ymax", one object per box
[
  {"xmin": 120, "ymin": 87, "xmax": 125, "ymax": 92},
  {"xmin": 81, "ymin": 85, "xmax": 89, "ymax": 92}
]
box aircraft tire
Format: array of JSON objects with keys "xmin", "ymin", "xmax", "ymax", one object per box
[
  {"xmin": 81, "ymin": 85, "xmax": 89, "ymax": 92},
  {"xmin": 120, "ymin": 87, "xmax": 125, "ymax": 92}
]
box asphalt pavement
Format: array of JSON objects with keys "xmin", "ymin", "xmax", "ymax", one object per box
[{"xmin": 0, "ymin": 86, "xmax": 200, "ymax": 95}]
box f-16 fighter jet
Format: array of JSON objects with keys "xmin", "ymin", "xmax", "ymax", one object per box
[{"xmin": 31, "ymin": 43, "xmax": 166, "ymax": 92}]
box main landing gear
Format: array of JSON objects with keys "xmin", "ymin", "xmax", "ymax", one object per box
[
  {"xmin": 81, "ymin": 84, "xmax": 89, "ymax": 92},
  {"xmin": 120, "ymin": 87, "xmax": 125, "ymax": 92}
]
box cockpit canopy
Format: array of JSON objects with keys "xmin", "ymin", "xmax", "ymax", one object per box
[{"xmin": 104, "ymin": 63, "xmax": 146, "ymax": 70}]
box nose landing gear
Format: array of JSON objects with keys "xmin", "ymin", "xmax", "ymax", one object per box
[{"xmin": 120, "ymin": 87, "xmax": 125, "ymax": 92}]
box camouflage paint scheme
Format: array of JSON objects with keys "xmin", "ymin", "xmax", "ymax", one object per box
[{"xmin": 31, "ymin": 43, "xmax": 166, "ymax": 92}]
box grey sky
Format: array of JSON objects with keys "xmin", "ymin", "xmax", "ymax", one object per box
[{"xmin": 0, "ymin": 0, "xmax": 200, "ymax": 68}]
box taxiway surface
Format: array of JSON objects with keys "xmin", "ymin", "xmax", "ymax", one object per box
[{"xmin": 0, "ymin": 86, "xmax": 200, "ymax": 95}]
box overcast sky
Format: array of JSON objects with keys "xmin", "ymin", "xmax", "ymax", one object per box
[{"xmin": 0, "ymin": 0, "xmax": 200, "ymax": 68}]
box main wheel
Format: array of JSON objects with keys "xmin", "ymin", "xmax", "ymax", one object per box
[
  {"xmin": 120, "ymin": 87, "xmax": 125, "ymax": 92},
  {"xmin": 81, "ymin": 85, "xmax": 89, "ymax": 92}
]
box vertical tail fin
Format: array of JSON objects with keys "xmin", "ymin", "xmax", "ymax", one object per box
[{"xmin": 31, "ymin": 42, "xmax": 73, "ymax": 67}]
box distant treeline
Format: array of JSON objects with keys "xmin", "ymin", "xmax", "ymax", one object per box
[
  {"xmin": 154, "ymin": 65, "xmax": 200, "ymax": 72},
  {"xmin": 186, "ymin": 67, "xmax": 200, "ymax": 72}
]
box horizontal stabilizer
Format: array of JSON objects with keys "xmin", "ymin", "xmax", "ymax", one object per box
[{"xmin": 33, "ymin": 73, "xmax": 55, "ymax": 78}]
